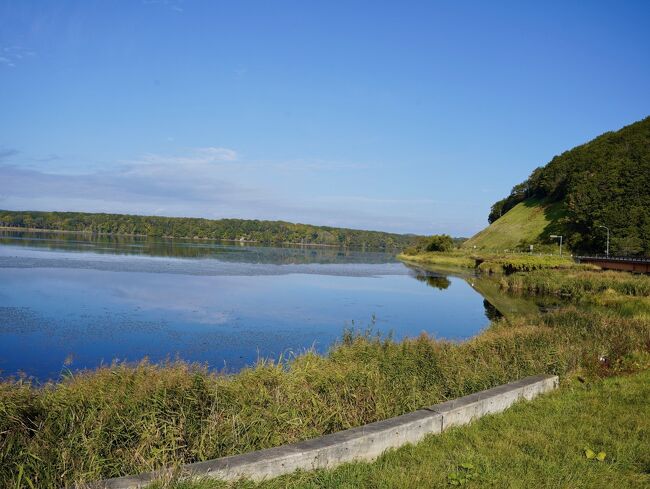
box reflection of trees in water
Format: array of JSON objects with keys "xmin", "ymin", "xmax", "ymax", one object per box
[
  {"xmin": 413, "ymin": 273, "xmax": 451, "ymax": 290},
  {"xmin": 483, "ymin": 299, "xmax": 504, "ymax": 321},
  {"xmin": 0, "ymin": 231, "xmax": 397, "ymax": 265},
  {"xmin": 406, "ymin": 263, "xmax": 567, "ymax": 321}
]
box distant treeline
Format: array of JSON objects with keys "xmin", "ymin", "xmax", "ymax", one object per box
[{"xmin": 0, "ymin": 210, "xmax": 419, "ymax": 249}]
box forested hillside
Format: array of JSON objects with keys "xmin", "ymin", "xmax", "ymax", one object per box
[
  {"xmin": 0, "ymin": 210, "xmax": 417, "ymax": 249},
  {"xmin": 479, "ymin": 116, "xmax": 650, "ymax": 255}
]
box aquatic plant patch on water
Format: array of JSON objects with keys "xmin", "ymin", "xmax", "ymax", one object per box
[{"xmin": 1, "ymin": 304, "xmax": 649, "ymax": 487}]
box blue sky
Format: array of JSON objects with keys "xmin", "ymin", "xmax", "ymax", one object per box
[{"xmin": 1, "ymin": 1, "xmax": 649, "ymax": 236}]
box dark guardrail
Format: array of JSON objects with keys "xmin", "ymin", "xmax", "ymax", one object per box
[{"xmin": 576, "ymin": 255, "xmax": 650, "ymax": 264}]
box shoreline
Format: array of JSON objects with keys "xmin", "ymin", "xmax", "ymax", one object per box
[
  {"xmin": 1, "ymin": 258, "xmax": 648, "ymax": 487},
  {"xmin": 0, "ymin": 226, "xmax": 377, "ymax": 250}
]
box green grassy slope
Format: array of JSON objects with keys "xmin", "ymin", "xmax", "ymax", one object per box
[
  {"xmin": 485, "ymin": 116, "xmax": 650, "ymax": 255},
  {"xmin": 463, "ymin": 198, "xmax": 565, "ymax": 251}
]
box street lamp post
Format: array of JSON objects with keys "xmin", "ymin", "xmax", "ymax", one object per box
[
  {"xmin": 550, "ymin": 235, "xmax": 563, "ymax": 257},
  {"xmin": 598, "ymin": 225, "xmax": 610, "ymax": 257}
]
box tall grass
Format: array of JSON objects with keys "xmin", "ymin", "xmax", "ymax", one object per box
[
  {"xmin": 167, "ymin": 370, "xmax": 650, "ymax": 489},
  {"xmin": 475, "ymin": 254, "xmax": 591, "ymax": 274},
  {"xmin": 1, "ymin": 305, "xmax": 649, "ymax": 487},
  {"xmin": 499, "ymin": 269, "xmax": 650, "ymax": 298},
  {"xmin": 397, "ymin": 250, "xmax": 592, "ymax": 274},
  {"xmin": 396, "ymin": 251, "xmax": 476, "ymax": 268}
]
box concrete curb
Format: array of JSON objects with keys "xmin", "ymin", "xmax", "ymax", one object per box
[{"xmin": 91, "ymin": 374, "xmax": 558, "ymax": 488}]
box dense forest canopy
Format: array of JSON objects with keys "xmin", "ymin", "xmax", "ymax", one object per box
[
  {"xmin": 0, "ymin": 210, "xmax": 420, "ymax": 250},
  {"xmin": 488, "ymin": 116, "xmax": 650, "ymax": 255}
]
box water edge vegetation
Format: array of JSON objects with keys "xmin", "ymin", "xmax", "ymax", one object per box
[
  {"xmin": 1, "ymin": 256, "xmax": 649, "ymax": 487},
  {"xmin": 161, "ymin": 369, "xmax": 650, "ymax": 489}
]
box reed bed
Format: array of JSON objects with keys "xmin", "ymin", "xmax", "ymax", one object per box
[
  {"xmin": 499, "ymin": 269, "xmax": 650, "ymax": 298},
  {"xmin": 398, "ymin": 250, "xmax": 592, "ymax": 275},
  {"xmin": 475, "ymin": 254, "xmax": 591, "ymax": 274}
]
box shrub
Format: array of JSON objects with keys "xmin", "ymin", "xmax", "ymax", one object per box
[
  {"xmin": 405, "ymin": 235, "xmax": 455, "ymax": 254},
  {"xmin": 423, "ymin": 234, "xmax": 454, "ymax": 252}
]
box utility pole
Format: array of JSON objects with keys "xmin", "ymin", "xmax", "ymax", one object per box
[
  {"xmin": 550, "ymin": 235, "xmax": 563, "ymax": 257},
  {"xmin": 597, "ymin": 225, "xmax": 610, "ymax": 257}
]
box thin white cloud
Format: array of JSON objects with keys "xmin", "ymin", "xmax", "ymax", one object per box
[
  {"xmin": 0, "ymin": 146, "xmax": 452, "ymax": 233},
  {"xmin": 126, "ymin": 146, "xmax": 239, "ymax": 169},
  {"xmin": 123, "ymin": 149, "xmax": 366, "ymax": 174},
  {"xmin": 0, "ymin": 46, "xmax": 36, "ymax": 68},
  {"xmin": 318, "ymin": 196, "xmax": 439, "ymax": 205},
  {"xmin": 272, "ymin": 159, "xmax": 369, "ymax": 172}
]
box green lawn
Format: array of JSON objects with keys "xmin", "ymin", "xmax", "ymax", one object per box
[{"xmin": 164, "ymin": 370, "xmax": 650, "ymax": 489}]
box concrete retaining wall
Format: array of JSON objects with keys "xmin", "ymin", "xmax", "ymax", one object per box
[{"xmin": 93, "ymin": 374, "xmax": 558, "ymax": 489}]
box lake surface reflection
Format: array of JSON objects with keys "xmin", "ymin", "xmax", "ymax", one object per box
[{"xmin": 1, "ymin": 231, "xmax": 505, "ymax": 381}]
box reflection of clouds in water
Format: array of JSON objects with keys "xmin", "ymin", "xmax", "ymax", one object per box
[
  {"xmin": 110, "ymin": 282, "xmax": 234, "ymax": 325},
  {"xmin": 106, "ymin": 274, "xmax": 339, "ymax": 326},
  {"xmin": 0, "ymin": 252, "xmax": 406, "ymax": 278},
  {"xmin": 0, "ymin": 244, "xmax": 495, "ymax": 380}
]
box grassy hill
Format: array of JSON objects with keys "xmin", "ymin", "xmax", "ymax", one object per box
[
  {"xmin": 463, "ymin": 198, "xmax": 565, "ymax": 251},
  {"xmin": 468, "ymin": 116, "xmax": 650, "ymax": 255}
]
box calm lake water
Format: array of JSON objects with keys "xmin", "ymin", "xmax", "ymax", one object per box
[{"xmin": 0, "ymin": 231, "xmax": 510, "ymax": 381}]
